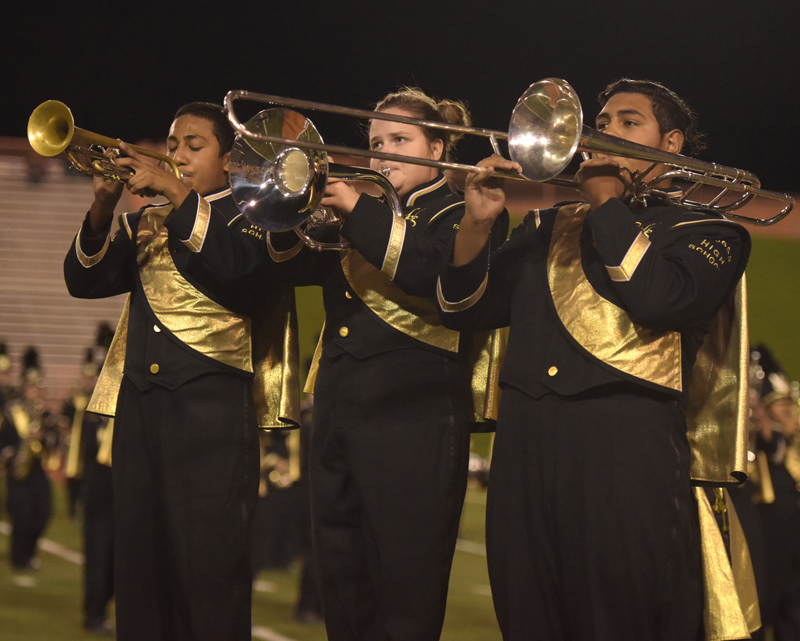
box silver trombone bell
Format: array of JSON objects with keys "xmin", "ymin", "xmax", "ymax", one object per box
[{"xmin": 229, "ymin": 109, "xmax": 328, "ymax": 231}]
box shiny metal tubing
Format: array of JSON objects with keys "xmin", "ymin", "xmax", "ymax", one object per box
[{"xmin": 225, "ymin": 90, "xmax": 526, "ymax": 181}]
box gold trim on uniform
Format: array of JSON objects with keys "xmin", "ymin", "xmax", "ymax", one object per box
[
  {"xmin": 87, "ymin": 203, "xmax": 300, "ymax": 428},
  {"xmin": 138, "ymin": 205, "xmax": 253, "ymax": 373},
  {"xmin": 437, "ymin": 274, "xmax": 488, "ymax": 313},
  {"xmin": 65, "ymin": 394, "xmax": 89, "ymax": 479},
  {"xmin": 267, "ymin": 232, "xmax": 304, "ymax": 263},
  {"xmin": 533, "ymin": 210, "xmax": 542, "ymax": 229},
  {"xmin": 686, "ymin": 277, "xmax": 749, "ymax": 484},
  {"xmin": 547, "ymin": 203, "xmax": 683, "ymax": 392},
  {"xmin": 76, "ymin": 227, "xmax": 111, "ymax": 268},
  {"xmin": 250, "ymin": 290, "xmax": 301, "ymax": 428},
  {"xmin": 695, "ymin": 487, "xmax": 761, "ymax": 639},
  {"xmin": 96, "ymin": 418, "xmax": 113, "ymax": 467},
  {"xmin": 671, "ymin": 218, "xmax": 741, "ymax": 230},
  {"xmin": 467, "ymin": 329, "xmax": 505, "ymax": 423},
  {"xmin": 180, "ymin": 195, "xmax": 212, "ymax": 253},
  {"xmin": 428, "ymin": 201, "xmax": 464, "ymax": 226},
  {"xmin": 206, "ymin": 187, "xmax": 232, "ymax": 202},
  {"xmin": 303, "ymin": 321, "xmax": 326, "ymax": 394},
  {"xmin": 381, "ymin": 213, "xmax": 407, "ymax": 280},
  {"xmin": 605, "ymin": 232, "xmax": 651, "ymax": 282},
  {"xmin": 122, "ymin": 212, "xmax": 135, "ymax": 240},
  {"xmin": 342, "ymin": 250, "xmax": 459, "ymax": 353},
  {"xmin": 88, "ymin": 295, "xmax": 131, "ymax": 417},
  {"xmin": 406, "ymin": 175, "xmax": 447, "ymax": 207}
]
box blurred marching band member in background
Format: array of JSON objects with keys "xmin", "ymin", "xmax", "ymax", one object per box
[
  {"xmin": 0, "ymin": 348, "xmax": 59, "ymax": 572},
  {"xmin": 63, "ymin": 343, "xmax": 115, "ymax": 635},
  {"xmin": 748, "ymin": 345, "xmax": 800, "ymax": 640}
]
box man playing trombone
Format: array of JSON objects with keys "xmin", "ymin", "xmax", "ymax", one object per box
[{"xmin": 437, "ymin": 79, "xmax": 753, "ymax": 640}]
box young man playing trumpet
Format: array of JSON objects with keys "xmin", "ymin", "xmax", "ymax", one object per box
[
  {"xmin": 438, "ymin": 80, "xmax": 753, "ymax": 640},
  {"xmin": 64, "ymin": 102, "xmax": 297, "ymax": 641}
]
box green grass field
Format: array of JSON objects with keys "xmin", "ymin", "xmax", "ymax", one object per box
[{"xmin": 0, "ymin": 478, "xmax": 501, "ymax": 641}]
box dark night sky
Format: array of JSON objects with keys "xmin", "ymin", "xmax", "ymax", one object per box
[{"xmin": 4, "ymin": 0, "xmax": 799, "ymax": 191}]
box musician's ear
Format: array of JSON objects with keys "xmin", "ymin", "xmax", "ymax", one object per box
[{"xmin": 661, "ymin": 129, "xmax": 683, "ymax": 154}]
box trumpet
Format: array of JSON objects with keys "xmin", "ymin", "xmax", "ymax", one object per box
[
  {"xmin": 28, "ymin": 100, "xmax": 181, "ymax": 182},
  {"xmin": 225, "ymin": 79, "xmax": 794, "ymax": 229}
]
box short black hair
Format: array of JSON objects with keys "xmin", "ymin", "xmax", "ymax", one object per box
[
  {"xmin": 174, "ymin": 102, "xmax": 235, "ymax": 155},
  {"xmin": 598, "ymin": 79, "xmax": 706, "ymax": 156}
]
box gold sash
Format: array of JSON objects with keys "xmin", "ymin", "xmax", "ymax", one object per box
[
  {"xmin": 88, "ymin": 204, "xmax": 300, "ymax": 430},
  {"xmin": 547, "ymin": 204, "xmax": 748, "ymax": 484},
  {"xmin": 303, "ymin": 251, "xmax": 503, "ymax": 424},
  {"xmin": 341, "ymin": 250, "xmax": 460, "ymax": 353},
  {"xmin": 547, "ymin": 203, "xmax": 683, "ymax": 391}
]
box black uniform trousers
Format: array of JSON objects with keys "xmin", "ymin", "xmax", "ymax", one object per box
[
  {"xmin": 487, "ymin": 385, "xmax": 703, "ymax": 641},
  {"xmin": 83, "ymin": 457, "xmax": 114, "ymax": 628},
  {"xmin": 7, "ymin": 464, "xmax": 51, "ymax": 569},
  {"xmin": 310, "ymin": 349, "xmax": 470, "ymax": 641},
  {"xmin": 112, "ymin": 374, "xmax": 259, "ymax": 641}
]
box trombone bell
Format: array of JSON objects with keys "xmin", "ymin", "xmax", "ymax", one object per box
[
  {"xmin": 228, "ymin": 108, "xmax": 328, "ymax": 231},
  {"xmin": 508, "ymin": 79, "xmax": 583, "ymax": 182}
]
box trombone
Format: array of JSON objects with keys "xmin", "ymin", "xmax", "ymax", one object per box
[
  {"xmin": 225, "ymin": 78, "xmax": 794, "ymax": 230},
  {"xmin": 28, "ymin": 100, "xmax": 181, "ymax": 182},
  {"xmin": 227, "ymin": 107, "xmax": 401, "ymax": 250}
]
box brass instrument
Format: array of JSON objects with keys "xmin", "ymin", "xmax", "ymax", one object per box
[
  {"xmin": 226, "ymin": 79, "xmax": 793, "ymax": 228},
  {"xmin": 8, "ymin": 400, "xmax": 46, "ymax": 481},
  {"xmin": 227, "ymin": 108, "xmax": 400, "ymax": 250},
  {"xmin": 28, "ymin": 100, "xmax": 181, "ymax": 182}
]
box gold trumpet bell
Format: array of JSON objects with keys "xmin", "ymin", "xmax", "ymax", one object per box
[
  {"xmin": 27, "ymin": 100, "xmax": 182, "ymax": 181},
  {"xmin": 28, "ymin": 100, "xmax": 76, "ymax": 157}
]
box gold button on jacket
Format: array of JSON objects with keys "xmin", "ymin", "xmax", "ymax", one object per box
[
  {"xmin": 548, "ymin": 366, "xmax": 558, "ymax": 377},
  {"xmin": 339, "ymin": 327, "xmax": 349, "ymax": 338},
  {"xmin": 150, "ymin": 364, "xmax": 160, "ymax": 374}
]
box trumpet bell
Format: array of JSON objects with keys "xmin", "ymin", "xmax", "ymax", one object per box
[
  {"xmin": 229, "ymin": 108, "xmax": 328, "ymax": 231},
  {"xmin": 508, "ymin": 79, "xmax": 583, "ymax": 182},
  {"xmin": 28, "ymin": 100, "xmax": 76, "ymax": 157}
]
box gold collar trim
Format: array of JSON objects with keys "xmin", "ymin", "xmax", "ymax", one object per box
[
  {"xmin": 406, "ymin": 175, "xmax": 447, "ymax": 207},
  {"xmin": 205, "ymin": 187, "xmax": 232, "ymax": 202}
]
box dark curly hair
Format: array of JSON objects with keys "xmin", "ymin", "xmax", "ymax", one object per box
[
  {"xmin": 598, "ymin": 79, "xmax": 706, "ymax": 156},
  {"xmin": 174, "ymin": 102, "xmax": 235, "ymax": 155}
]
